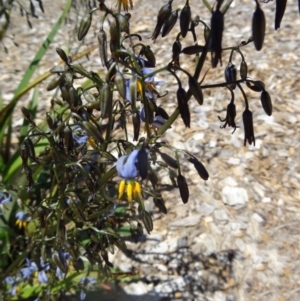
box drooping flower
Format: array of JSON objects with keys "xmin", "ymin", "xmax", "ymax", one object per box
[
  {"xmin": 0, "ymin": 192, "xmax": 11, "ymax": 214},
  {"xmin": 15, "ymin": 211, "xmax": 31, "ymax": 229},
  {"xmin": 243, "ymin": 108, "xmax": 255, "ymax": 146},
  {"xmin": 21, "ymin": 258, "xmax": 38, "ymax": 279},
  {"xmin": 116, "ymin": 149, "xmax": 148, "ymax": 202},
  {"xmin": 55, "ymin": 252, "xmax": 71, "ymax": 280}
]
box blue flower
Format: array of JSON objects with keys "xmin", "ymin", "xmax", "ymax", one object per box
[
  {"xmin": 55, "ymin": 252, "xmax": 71, "ymax": 280},
  {"xmin": 15, "ymin": 211, "xmax": 31, "ymax": 228},
  {"xmin": 37, "ymin": 258, "xmax": 50, "ymax": 283},
  {"xmin": 79, "ymin": 277, "xmax": 96, "ymax": 300},
  {"xmin": 21, "ymin": 258, "xmax": 38, "ymax": 279},
  {"xmin": 5, "ymin": 276, "xmax": 19, "ymax": 296},
  {"xmin": 0, "ymin": 192, "xmax": 11, "ymax": 214},
  {"xmin": 72, "ymin": 125, "xmax": 88, "ymax": 146},
  {"xmin": 116, "ymin": 149, "xmax": 140, "ymax": 179}
]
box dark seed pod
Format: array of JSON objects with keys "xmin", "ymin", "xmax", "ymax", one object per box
[
  {"xmin": 188, "ymin": 157, "xmax": 209, "ymax": 180},
  {"xmin": 177, "ymin": 87, "xmax": 190, "ymax": 127},
  {"xmin": 50, "ymin": 65, "xmax": 68, "ymax": 74},
  {"xmin": 154, "ymin": 197, "xmax": 167, "ymax": 214},
  {"xmin": 188, "ymin": 76, "xmax": 203, "ymax": 105},
  {"xmin": 177, "ymin": 174, "xmax": 189, "ymax": 204},
  {"xmin": 275, "ymin": 0, "xmax": 287, "ymax": 30},
  {"xmin": 97, "ymin": 29, "xmax": 108, "ymax": 67},
  {"xmin": 181, "ymin": 45, "xmax": 204, "ymax": 55},
  {"xmin": 143, "ymin": 46, "xmax": 156, "ymax": 67},
  {"xmin": 224, "ymin": 62, "xmax": 237, "ymax": 90},
  {"xmin": 240, "ymin": 60, "xmax": 248, "ymax": 80},
  {"xmin": 100, "ymin": 83, "xmax": 112, "ymax": 118},
  {"xmin": 137, "ymin": 145, "xmax": 148, "ymax": 180},
  {"xmin": 150, "ymin": 0, "xmax": 173, "ymax": 42},
  {"xmin": 56, "ymin": 48, "xmax": 68, "ymax": 64},
  {"xmin": 260, "ymin": 90, "xmax": 272, "ymax": 116},
  {"xmin": 159, "ymin": 151, "xmax": 178, "ymax": 169},
  {"xmin": 64, "ymin": 126, "xmax": 74, "ymax": 154},
  {"xmin": 243, "ymin": 108, "xmax": 255, "ymax": 146},
  {"xmin": 130, "ymin": 75, "xmax": 137, "ymax": 108},
  {"xmin": 21, "ymin": 107, "xmax": 36, "ymax": 126},
  {"xmin": 82, "ymin": 121, "xmax": 104, "ymax": 144},
  {"xmin": 141, "ymin": 210, "xmax": 153, "ymax": 234},
  {"xmin": 180, "ymin": 0, "xmax": 191, "ymax": 38},
  {"xmin": 78, "ymin": 13, "xmax": 92, "ymax": 41},
  {"xmin": 114, "ymin": 71, "xmax": 126, "ymax": 99},
  {"xmin": 162, "ymin": 9, "xmax": 179, "ymax": 37},
  {"xmin": 61, "ymin": 85, "xmax": 70, "ymax": 103},
  {"xmin": 37, "ymin": 206, "xmax": 47, "ymax": 229},
  {"xmin": 132, "ymin": 111, "xmax": 140, "ymax": 141},
  {"xmin": 83, "ymin": 91, "xmax": 96, "ymax": 103},
  {"xmin": 209, "ymin": 5, "xmax": 224, "ymax": 67},
  {"xmin": 25, "ymin": 166, "xmax": 34, "ymax": 188},
  {"xmin": 47, "ymin": 75, "xmax": 62, "ymax": 91},
  {"xmin": 252, "ymin": 0, "xmax": 266, "ymax": 51}
]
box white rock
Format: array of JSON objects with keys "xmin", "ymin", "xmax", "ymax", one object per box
[
  {"xmin": 214, "ymin": 209, "xmax": 229, "ymax": 221},
  {"xmin": 170, "ymin": 214, "xmax": 202, "ymax": 227},
  {"xmin": 221, "ymin": 186, "xmax": 249, "ymax": 206},
  {"xmin": 123, "ymin": 281, "xmax": 151, "ymax": 295}
]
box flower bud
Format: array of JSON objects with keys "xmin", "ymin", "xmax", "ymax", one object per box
[
  {"xmin": 159, "ymin": 151, "xmax": 178, "ymax": 169},
  {"xmin": 188, "ymin": 157, "xmax": 209, "ymax": 180},
  {"xmin": 142, "ymin": 46, "xmax": 156, "ymax": 67},
  {"xmin": 172, "ymin": 40, "xmax": 181, "ymax": 66},
  {"xmin": 181, "ymin": 45, "xmax": 204, "ymax": 55},
  {"xmin": 64, "ymin": 126, "xmax": 74, "ymax": 154},
  {"xmin": 69, "ymin": 86, "xmax": 79, "ymax": 107},
  {"xmin": 47, "ymin": 75, "xmax": 63, "ymax": 91},
  {"xmin": 260, "ymin": 90, "xmax": 272, "ymax": 116},
  {"xmin": 246, "ymin": 80, "xmax": 265, "ymax": 92},
  {"xmin": 114, "ymin": 71, "xmax": 126, "ymax": 99},
  {"xmin": 150, "ymin": 0, "xmax": 173, "ymax": 42},
  {"xmin": 275, "ymin": 0, "xmax": 287, "ymax": 30},
  {"xmin": 180, "ymin": 0, "xmax": 191, "ymax": 38},
  {"xmin": 78, "ymin": 13, "xmax": 92, "ymax": 41},
  {"xmin": 224, "ymin": 62, "xmax": 237, "ymax": 90},
  {"xmin": 141, "ymin": 210, "xmax": 153, "ymax": 234},
  {"xmin": 137, "ymin": 145, "xmax": 148, "ymax": 180},
  {"xmin": 252, "ymin": 0, "xmax": 265, "ymax": 51},
  {"xmin": 21, "ymin": 107, "xmax": 36, "ymax": 126},
  {"xmin": 243, "ymin": 108, "xmax": 255, "ymax": 146},
  {"xmin": 162, "ymin": 9, "xmax": 179, "ymax": 37},
  {"xmin": 100, "ymin": 83, "xmax": 112, "ymax": 118},
  {"xmin": 109, "ymin": 18, "xmax": 120, "ymax": 53},
  {"xmin": 56, "ymin": 48, "xmax": 68, "ymax": 64},
  {"xmin": 20, "ymin": 143, "xmax": 29, "ymax": 169},
  {"xmin": 97, "ymin": 29, "xmax": 108, "ymax": 67},
  {"xmin": 240, "ymin": 60, "xmax": 248, "ymax": 80},
  {"xmin": 25, "ymin": 138, "xmax": 36, "ymax": 162},
  {"xmin": 188, "ymin": 76, "xmax": 203, "ymax": 105},
  {"xmin": 132, "ymin": 111, "xmax": 140, "ymax": 141},
  {"xmin": 46, "ymin": 113, "xmax": 55, "ymax": 130},
  {"xmin": 153, "ymin": 197, "xmax": 167, "ymax": 214},
  {"xmin": 177, "ymin": 174, "xmax": 189, "ymax": 204},
  {"xmin": 177, "ymin": 87, "xmax": 190, "ymax": 127},
  {"xmin": 209, "ymin": 7, "xmax": 224, "ymax": 67}
]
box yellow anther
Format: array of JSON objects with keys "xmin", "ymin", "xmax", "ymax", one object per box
[
  {"xmin": 133, "ymin": 182, "xmax": 142, "ymax": 201},
  {"xmin": 88, "ymin": 137, "xmax": 97, "ymax": 149},
  {"xmin": 118, "ymin": 180, "xmax": 126, "ymax": 199},
  {"xmin": 126, "ymin": 181, "xmax": 133, "ymax": 203}
]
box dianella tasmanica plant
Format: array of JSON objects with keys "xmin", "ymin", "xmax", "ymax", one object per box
[{"xmin": 2, "ymin": 0, "xmax": 286, "ymax": 299}]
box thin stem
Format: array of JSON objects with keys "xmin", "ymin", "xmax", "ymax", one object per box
[{"xmin": 237, "ymin": 82, "xmax": 249, "ymax": 109}]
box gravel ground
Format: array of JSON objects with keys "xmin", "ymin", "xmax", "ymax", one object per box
[{"xmin": 1, "ymin": 0, "xmax": 300, "ymax": 300}]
